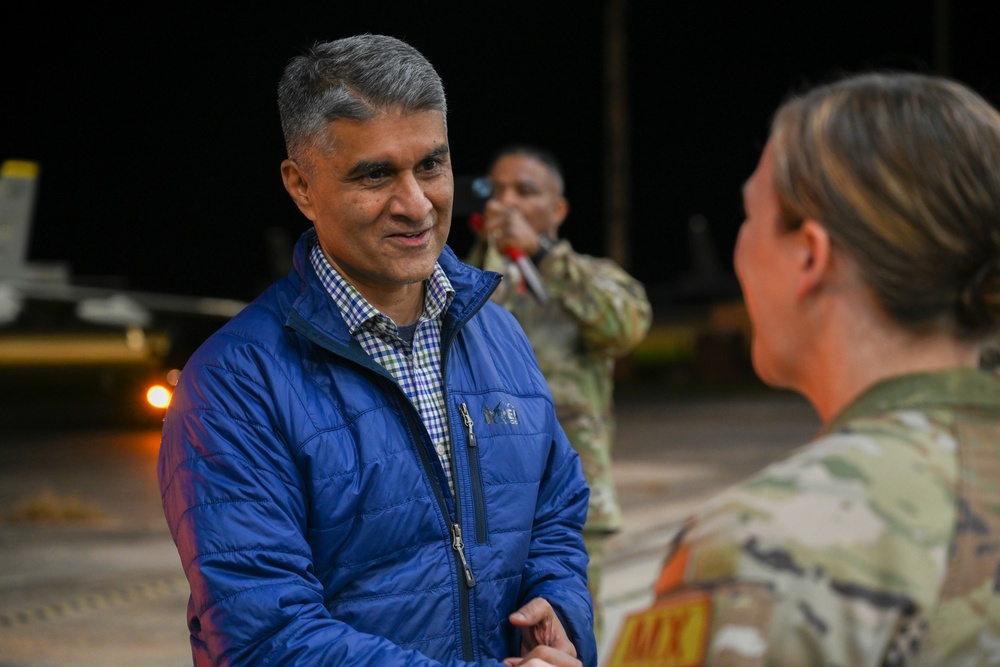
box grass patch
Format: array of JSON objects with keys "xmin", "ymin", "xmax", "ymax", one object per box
[{"xmin": 4, "ymin": 486, "xmax": 108, "ymax": 524}]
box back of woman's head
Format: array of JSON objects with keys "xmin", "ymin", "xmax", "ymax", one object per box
[{"xmin": 769, "ymin": 71, "xmax": 1000, "ymax": 341}]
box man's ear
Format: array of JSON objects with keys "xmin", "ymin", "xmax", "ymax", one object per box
[
  {"xmin": 281, "ymin": 159, "xmax": 317, "ymax": 222},
  {"xmin": 552, "ymin": 196, "xmax": 569, "ymax": 233},
  {"xmin": 796, "ymin": 219, "xmax": 832, "ymax": 299}
]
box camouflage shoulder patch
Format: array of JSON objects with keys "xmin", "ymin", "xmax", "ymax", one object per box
[{"xmin": 606, "ymin": 591, "xmax": 712, "ymax": 667}]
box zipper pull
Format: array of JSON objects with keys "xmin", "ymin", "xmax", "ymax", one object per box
[
  {"xmin": 451, "ymin": 523, "xmax": 476, "ymax": 587},
  {"xmin": 458, "ymin": 402, "xmax": 477, "ymax": 447}
]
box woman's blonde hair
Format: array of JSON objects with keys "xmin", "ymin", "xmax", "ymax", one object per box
[{"xmin": 770, "ymin": 72, "xmax": 1000, "ymax": 340}]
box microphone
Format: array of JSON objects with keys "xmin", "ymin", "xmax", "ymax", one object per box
[{"xmin": 468, "ymin": 212, "xmax": 549, "ymax": 305}]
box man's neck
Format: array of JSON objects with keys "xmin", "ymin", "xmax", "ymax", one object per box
[
  {"xmin": 375, "ymin": 284, "xmax": 426, "ymax": 326},
  {"xmin": 318, "ymin": 245, "xmax": 427, "ymax": 325}
]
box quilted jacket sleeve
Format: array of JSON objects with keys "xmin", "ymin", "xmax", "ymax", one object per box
[
  {"xmin": 501, "ymin": 322, "xmax": 598, "ymax": 667},
  {"xmin": 523, "ymin": 428, "xmax": 598, "ymax": 667}
]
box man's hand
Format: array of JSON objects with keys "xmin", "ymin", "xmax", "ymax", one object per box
[
  {"xmin": 503, "ymin": 597, "xmax": 580, "ymax": 667},
  {"xmin": 482, "ymin": 200, "xmax": 543, "ymax": 257},
  {"xmin": 503, "ymin": 647, "xmax": 582, "ymax": 667}
]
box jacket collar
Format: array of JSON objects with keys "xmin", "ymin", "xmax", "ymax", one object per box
[{"xmin": 284, "ymin": 228, "xmax": 501, "ymax": 354}]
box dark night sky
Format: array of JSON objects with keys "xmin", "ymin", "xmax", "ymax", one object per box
[{"xmin": 4, "ymin": 1, "xmax": 1000, "ymax": 308}]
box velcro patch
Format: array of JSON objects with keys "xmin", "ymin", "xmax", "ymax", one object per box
[{"xmin": 605, "ymin": 591, "xmax": 712, "ymax": 667}]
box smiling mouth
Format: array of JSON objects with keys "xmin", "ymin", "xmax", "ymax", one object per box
[{"xmin": 392, "ymin": 228, "xmax": 431, "ymax": 240}]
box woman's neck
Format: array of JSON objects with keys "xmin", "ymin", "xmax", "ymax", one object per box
[{"xmin": 800, "ymin": 307, "xmax": 979, "ymax": 423}]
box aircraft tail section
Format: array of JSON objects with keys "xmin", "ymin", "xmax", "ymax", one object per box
[{"xmin": 0, "ymin": 160, "xmax": 40, "ymax": 282}]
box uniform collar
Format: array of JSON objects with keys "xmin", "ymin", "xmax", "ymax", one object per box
[{"xmin": 823, "ymin": 367, "xmax": 1000, "ymax": 435}]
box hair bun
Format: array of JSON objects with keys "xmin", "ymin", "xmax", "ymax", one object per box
[{"xmin": 959, "ymin": 259, "xmax": 1000, "ymax": 330}]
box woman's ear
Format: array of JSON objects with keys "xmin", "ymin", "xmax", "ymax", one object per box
[{"xmin": 796, "ymin": 219, "xmax": 832, "ymax": 299}]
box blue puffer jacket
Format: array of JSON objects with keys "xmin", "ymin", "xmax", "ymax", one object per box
[{"xmin": 158, "ymin": 230, "xmax": 596, "ymax": 667}]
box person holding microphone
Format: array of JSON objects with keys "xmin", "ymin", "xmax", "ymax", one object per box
[{"xmin": 467, "ymin": 144, "xmax": 653, "ymax": 646}]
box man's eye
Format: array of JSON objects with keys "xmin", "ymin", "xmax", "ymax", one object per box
[
  {"xmin": 366, "ymin": 169, "xmax": 387, "ymax": 181},
  {"xmin": 420, "ymin": 158, "xmax": 443, "ymax": 172}
]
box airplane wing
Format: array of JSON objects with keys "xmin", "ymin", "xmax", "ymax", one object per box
[
  {"xmin": 0, "ymin": 158, "xmax": 247, "ymax": 319},
  {"xmin": 0, "ymin": 159, "xmax": 249, "ymax": 424}
]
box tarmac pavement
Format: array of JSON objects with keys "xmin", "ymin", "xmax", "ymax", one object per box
[{"xmin": 0, "ymin": 384, "xmax": 821, "ymax": 666}]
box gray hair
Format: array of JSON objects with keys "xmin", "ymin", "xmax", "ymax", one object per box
[{"xmin": 278, "ymin": 34, "xmax": 447, "ymax": 164}]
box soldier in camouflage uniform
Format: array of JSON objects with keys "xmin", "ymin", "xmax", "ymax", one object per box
[
  {"xmin": 466, "ymin": 145, "xmax": 652, "ymax": 645},
  {"xmin": 606, "ymin": 72, "xmax": 1000, "ymax": 666}
]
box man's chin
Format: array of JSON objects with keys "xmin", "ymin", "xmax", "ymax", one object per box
[
  {"xmin": 394, "ymin": 260, "xmax": 438, "ymax": 286},
  {"xmin": 399, "ymin": 245, "xmax": 443, "ymax": 276}
]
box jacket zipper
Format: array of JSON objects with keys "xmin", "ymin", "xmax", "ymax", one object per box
[
  {"xmin": 401, "ymin": 394, "xmax": 475, "ymax": 661},
  {"xmin": 451, "ymin": 524, "xmax": 476, "ymax": 587},
  {"xmin": 459, "ymin": 402, "xmax": 488, "ymax": 543},
  {"xmin": 435, "ymin": 292, "xmax": 499, "ymax": 662}
]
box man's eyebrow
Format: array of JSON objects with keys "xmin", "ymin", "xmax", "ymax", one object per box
[
  {"xmin": 344, "ymin": 145, "xmax": 450, "ymax": 179},
  {"xmin": 426, "ymin": 145, "xmax": 450, "ymax": 161},
  {"xmin": 345, "ymin": 160, "xmax": 390, "ymax": 179}
]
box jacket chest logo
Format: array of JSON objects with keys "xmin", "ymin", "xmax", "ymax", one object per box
[{"xmin": 482, "ymin": 401, "xmax": 519, "ymax": 425}]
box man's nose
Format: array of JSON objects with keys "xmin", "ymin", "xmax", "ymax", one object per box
[
  {"xmin": 493, "ymin": 187, "xmax": 518, "ymax": 205},
  {"xmin": 389, "ymin": 173, "xmax": 433, "ymax": 220}
]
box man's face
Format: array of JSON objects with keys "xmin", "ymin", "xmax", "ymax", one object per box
[
  {"xmin": 734, "ymin": 141, "xmax": 801, "ymax": 388},
  {"xmin": 487, "ymin": 153, "xmax": 567, "ymax": 237},
  {"xmin": 283, "ymin": 110, "xmax": 453, "ymax": 304}
]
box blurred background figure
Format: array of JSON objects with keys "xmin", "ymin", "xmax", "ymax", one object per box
[
  {"xmin": 606, "ymin": 71, "xmax": 1000, "ymax": 666},
  {"xmin": 466, "ymin": 145, "xmax": 653, "ymax": 644}
]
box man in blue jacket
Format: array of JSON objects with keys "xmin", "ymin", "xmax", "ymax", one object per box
[{"xmin": 157, "ymin": 34, "xmax": 596, "ymax": 667}]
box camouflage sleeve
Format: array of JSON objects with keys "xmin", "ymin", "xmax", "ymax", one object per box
[
  {"xmin": 606, "ymin": 419, "xmax": 959, "ymax": 667},
  {"xmin": 538, "ymin": 240, "xmax": 652, "ymax": 358},
  {"xmin": 465, "ymin": 237, "xmax": 519, "ymax": 305}
]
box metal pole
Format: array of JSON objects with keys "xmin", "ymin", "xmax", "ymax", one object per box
[
  {"xmin": 933, "ymin": 0, "xmax": 951, "ymax": 76},
  {"xmin": 604, "ymin": 0, "xmax": 630, "ymax": 269}
]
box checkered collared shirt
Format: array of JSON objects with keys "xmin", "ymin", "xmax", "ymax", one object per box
[{"xmin": 309, "ymin": 243, "xmax": 458, "ymax": 492}]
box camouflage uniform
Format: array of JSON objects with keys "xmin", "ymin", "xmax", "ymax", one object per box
[
  {"xmin": 467, "ymin": 237, "xmax": 653, "ymax": 641},
  {"xmin": 607, "ymin": 368, "xmax": 1000, "ymax": 667}
]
